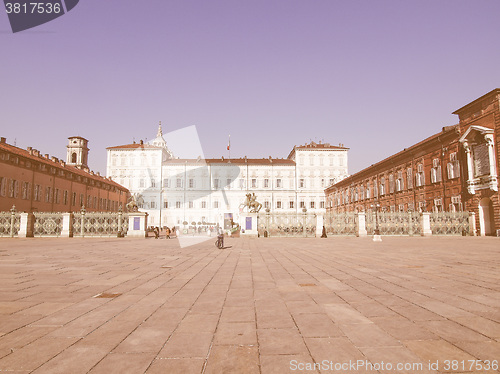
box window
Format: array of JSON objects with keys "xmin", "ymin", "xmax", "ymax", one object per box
[
  {"xmin": 264, "ymin": 179, "xmax": 269, "ymax": 188},
  {"xmin": 450, "ymin": 196, "xmax": 463, "ymax": 212},
  {"xmin": 164, "ymin": 201, "xmax": 168, "ymax": 209},
  {"xmin": 309, "ymin": 156, "xmax": 314, "ymax": 166},
  {"xmin": 434, "ymin": 198, "xmax": 443, "ymax": 212},
  {"xmin": 407, "ymin": 168, "xmax": 413, "ymax": 189},
  {"xmin": 226, "ymin": 178, "xmax": 231, "ymax": 189},
  {"xmin": 447, "ymin": 154, "xmax": 460, "ymax": 179},
  {"xmin": 416, "ymin": 164, "xmax": 425, "ymax": 187},
  {"xmin": 139, "ymin": 179, "xmax": 145, "ymax": 188},
  {"xmin": 151, "ymin": 179, "xmax": 156, "ymax": 188},
  {"xmin": 329, "ymin": 178, "xmax": 335, "ymax": 186},
  {"xmin": 21, "ymin": 182, "xmax": 29, "ymax": 200},
  {"xmin": 289, "ymin": 201, "xmax": 294, "ymax": 209},
  {"xmin": 151, "ymin": 201, "xmax": 156, "ymax": 209},
  {"xmin": 299, "ymin": 179, "xmax": 305, "ymax": 188},
  {"xmin": 189, "ymin": 178, "xmax": 194, "ymax": 188},
  {"xmin": 0, "ymin": 177, "xmax": 6, "ymax": 197},
  {"xmin": 276, "ymin": 200, "xmax": 282, "ymax": 209},
  {"xmin": 63, "ymin": 190, "xmax": 68, "ymax": 205},
  {"xmin": 366, "ymin": 185, "xmax": 371, "ymax": 199},
  {"xmin": 87, "ymin": 195, "xmax": 91, "ymax": 208},
  {"xmin": 176, "ymin": 178, "xmax": 182, "ymax": 188},
  {"xmin": 310, "ymin": 201, "xmax": 315, "ymax": 209},
  {"xmin": 163, "ymin": 178, "xmax": 170, "ymax": 188},
  {"xmin": 189, "ymin": 201, "xmax": 194, "ymax": 209},
  {"xmin": 80, "ymin": 194, "xmax": 84, "ymax": 207},
  {"xmin": 430, "ymin": 159, "xmax": 442, "ymax": 183},
  {"xmin": 389, "ymin": 174, "xmax": 394, "ymax": 194},
  {"xmin": 276, "ymin": 179, "xmax": 282, "ymax": 188},
  {"xmin": 213, "ymin": 201, "xmax": 219, "ymax": 209},
  {"xmin": 379, "ymin": 177, "xmax": 385, "ymax": 196},
  {"xmin": 300, "ymin": 201, "xmax": 305, "ymax": 209},
  {"xmin": 213, "ymin": 178, "xmax": 220, "ymax": 189},
  {"xmin": 201, "ymin": 201, "xmax": 207, "ymax": 209},
  {"xmin": 339, "ymin": 156, "xmax": 344, "ymax": 166},
  {"xmin": 396, "ymin": 171, "xmax": 404, "ymax": 192},
  {"xmin": 321, "ymin": 179, "xmax": 325, "ymax": 188},
  {"xmin": 320, "ymin": 201, "xmax": 325, "ymax": 209},
  {"xmin": 45, "ymin": 187, "xmax": 52, "ymax": 202},
  {"xmin": 251, "ymin": 179, "xmax": 257, "ymax": 188},
  {"xmin": 175, "ymin": 201, "xmax": 181, "ymax": 209},
  {"xmin": 264, "ymin": 201, "xmax": 270, "ymax": 209}
]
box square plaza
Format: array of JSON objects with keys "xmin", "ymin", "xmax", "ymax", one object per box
[{"xmin": 0, "ymin": 237, "xmax": 499, "ymax": 373}]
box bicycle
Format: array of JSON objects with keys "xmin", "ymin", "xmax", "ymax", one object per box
[{"xmin": 215, "ymin": 234, "xmax": 224, "ymax": 249}]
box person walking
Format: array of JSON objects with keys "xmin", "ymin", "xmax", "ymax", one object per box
[{"xmin": 165, "ymin": 226, "xmax": 171, "ymax": 239}]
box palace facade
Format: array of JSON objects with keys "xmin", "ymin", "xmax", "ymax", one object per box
[
  {"xmin": 0, "ymin": 136, "xmax": 129, "ymax": 213},
  {"xmin": 325, "ymin": 89, "xmax": 500, "ymax": 236},
  {"xmin": 106, "ymin": 126, "xmax": 349, "ymax": 227}
]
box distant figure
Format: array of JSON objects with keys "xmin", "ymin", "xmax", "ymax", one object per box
[
  {"xmin": 321, "ymin": 226, "xmax": 327, "ymax": 238},
  {"xmin": 154, "ymin": 226, "xmax": 159, "ymax": 239},
  {"xmin": 165, "ymin": 227, "xmax": 171, "ymax": 239}
]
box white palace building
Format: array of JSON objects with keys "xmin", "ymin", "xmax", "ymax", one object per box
[{"xmin": 106, "ymin": 124, "xmax": 349, "ymax": 227}]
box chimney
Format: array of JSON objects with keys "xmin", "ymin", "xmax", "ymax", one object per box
[{"xmin": 0, "ymin": 137, "xmax": 6, "ymax": 144}]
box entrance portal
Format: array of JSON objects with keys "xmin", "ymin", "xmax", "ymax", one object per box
[{"xmin": 478, "ymin": 198, "xmax": 495, "ymax": 236}]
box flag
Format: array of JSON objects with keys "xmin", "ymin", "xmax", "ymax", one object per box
[{"xmin": 227, "ymin": 135, "xmax": 230, "ymax": 150}]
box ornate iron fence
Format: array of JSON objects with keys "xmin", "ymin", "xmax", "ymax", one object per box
[
  {"xmin": 430, "ymin": 211, "xmax": 470, "ymax": 235},
  {"xmin": 33, "ymin": 212, "xmax": 63, "ymax": 237},
  {"xmin": 257, "ymin": 212, "xmax": 316, "ymax": 237},
  {"xmin": 72, "ymin": 210, "xmax": 128, "ymax": 237},
  {"xmin": 324, "ymin": 212, "xmax": 357, "ymax": 235},
  {"xmin": 366, "ymin": 211, "xmax": 421, "ymax": 236},
  {"xmin": 0, "ymin": 207, "xmax": 20, "ymax": 237}
]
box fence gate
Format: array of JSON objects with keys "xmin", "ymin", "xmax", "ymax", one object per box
[
  {"xmin": 366, "ymin": 211, "xmax": 421, "ymax": 236},
  {"xmin": 33, "ymin": 213, "xmax": 63, "ymax": 237},
  {"xmin": 324, "ymin": 212, "xmax": 357, "ymax": 235},
  {"xmin": 257, "ymin": 213, "xmax": 316, "ymax": 237},
  {"xmin": 430, "ymin": 212, "xmax": 470, "ymax": 235},
  {"xmin": 0, "ymin": 209, "xmax": 20, "ymax": 237},
  {"xmin": 72, "ymin": 211, "xmax": 128, "ymax": 237}
]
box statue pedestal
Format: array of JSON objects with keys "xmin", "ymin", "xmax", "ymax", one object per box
[
  {"xmin": 127, "ymin": 212, "xmax": 148, "ymax": 237},
  {"xmin": 240, "ymin": 213, "xmax": 258, "ymax": 236}
]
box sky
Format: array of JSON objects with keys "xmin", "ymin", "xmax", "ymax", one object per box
[{"xmin": 1, "ymin": 0, "xmax": 500, "ymax": 176}]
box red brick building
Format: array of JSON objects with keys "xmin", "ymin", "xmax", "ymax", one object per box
[
  {"xmin": 0, "ymin": 136, "xmax": 129, "ymax": 213},
  {"xmin": 325, "ymin": 89, "xmax": 499, "ymax": 236}
]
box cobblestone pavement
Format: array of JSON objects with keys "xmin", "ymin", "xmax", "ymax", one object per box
[{"xmin": 0, "ymin": 236, "xmax": 499, "ymax": 373}]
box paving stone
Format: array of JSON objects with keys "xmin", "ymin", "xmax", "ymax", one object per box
[
  {"xmin": 157, "ymin": 332, "xmax": 213, "ymax": 358},
  {"xmin": 292, "ymin": 313, "xmax": 344, "ymax": 338},
  {"xmin": 338, "ymin": 323, "xmax": 401, "ymax": 348},
  {"xmin": 260, "ymin": 354, "xmax": 320, "ymax": 374},
  {"xmin": 258, "ymin": 328, "xmax": 308, "ymax": 356},
  {"xmin": 146, "ymin": 357, "xmax": 205, "ymax": 373},
  {"xmin": 204, "ymin": 345, "xmax": 259, "ymax": 374},
  {"xmin": 88, "ymin": 352, "xmax": 156, "ymax": 374},
  {"xmin": 213, "ymin": 322, "xmax": 257, "ymax": 345}
]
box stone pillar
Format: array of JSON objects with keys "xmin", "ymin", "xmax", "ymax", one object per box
[
  {"xmin": 357, "ymin": 212, "xmax": 367, "ymax": 237},
  {"xmin": 316, "ymin": 215, "xmax": 324, "ymax": 237},
  {"xmin": 18, "ymin": 213, "xmax": 29, "ymax": 238},
  {"xmin": 469, "ymin": 212, "xmax": 476, "ymax": 236},
  {"xmin": 421, "ymin": 212, "xmax": 432, "ymax": 236},
  {"xmin": 127, "ymin": 212, "xmax": 148, "ymax": 237},
  {"xmin": 61, "ymin": 213, "xmax": 72, "ymax": 237}
]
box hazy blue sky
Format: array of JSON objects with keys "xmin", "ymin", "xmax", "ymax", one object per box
[{"xmin": 1, "ymin": 0, "xmax": 499, "ymax": 175}]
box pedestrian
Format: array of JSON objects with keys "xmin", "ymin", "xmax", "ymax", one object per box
[
  {"xmin": 154, "ymin": 226, "xmax": 159, "ymax": 239},
  {"xmin": 165, "ymin": 226, "xmax": 171, "ymax": 239}
]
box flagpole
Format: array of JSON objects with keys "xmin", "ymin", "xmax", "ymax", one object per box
[{"xmin": 227, "ymin": 134, "xmax": 231, "ymax": 161}]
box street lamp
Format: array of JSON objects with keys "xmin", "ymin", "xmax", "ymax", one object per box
[{"xmin": 371, "ymin": 201, "xmax": 381, "ymax": 241}]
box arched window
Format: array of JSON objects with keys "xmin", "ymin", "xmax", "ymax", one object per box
[{"xmin": 71, "ymin": 153, "xmax": 77, "ymax": 163}]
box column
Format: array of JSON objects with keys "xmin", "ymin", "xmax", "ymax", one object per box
[{"xmin": 421, "ymin": 212, "xmax": 432, "ymax": 236}]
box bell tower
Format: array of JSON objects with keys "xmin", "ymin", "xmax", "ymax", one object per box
[{"xmin": 66, "ymin": 136, "xmax": 89, "ymax": 168}]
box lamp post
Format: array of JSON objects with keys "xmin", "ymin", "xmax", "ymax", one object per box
[{"xmin": 371, "ymin": 201, "xmax": 381, "ymax": 241}]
